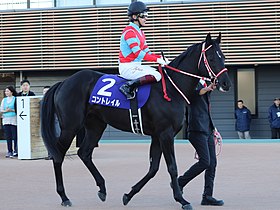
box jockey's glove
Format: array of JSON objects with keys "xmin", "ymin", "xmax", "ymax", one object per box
[
  {"xmin": 157, "ymin": 58, "xmax": 167, "ymax": 66},
  {"xmin": 163, "ymin": 57, "xmax": 171, "ymax": 65}
]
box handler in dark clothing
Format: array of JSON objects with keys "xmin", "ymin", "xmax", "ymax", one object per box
[
  {"xmin": 178, "ymin": 79, "xmax": 224, "ymax": 206},
  {"xmin": 268, "ymin": 97, "xmax": 280, "ymax": 139}
]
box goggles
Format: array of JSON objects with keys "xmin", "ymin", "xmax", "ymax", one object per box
[{"xmin": 138, "ymin": 12, "xmax": 148, "ymax": 19}]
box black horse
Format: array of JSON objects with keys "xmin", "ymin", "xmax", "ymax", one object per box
[{"xmin": 41, "ymin": 33, "xmax": 231, "ymax": 210}]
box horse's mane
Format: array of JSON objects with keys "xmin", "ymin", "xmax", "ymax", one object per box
[{"xmin": 170, "ymin": 43, "xmax": 201, "ymax": 67}]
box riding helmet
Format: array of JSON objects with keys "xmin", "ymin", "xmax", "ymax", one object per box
[{"xmin": 127, "ymin": 1, "xmax": 149, "ymax": 16}]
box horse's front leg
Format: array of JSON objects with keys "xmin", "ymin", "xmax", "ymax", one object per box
[
  {"xmin": 123, "ymin": 136, "xmax": 162, "ymax": 205},
  {"xmin": 159, "ymin": 127, "xmax": 193, "ymax": 210}
]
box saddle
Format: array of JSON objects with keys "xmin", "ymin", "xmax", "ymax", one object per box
[
  {"xmin": 89, "ymin": 74, "xmax": 151, "ymax": 109},
  {"xmin": 89, "ymin": 74, "xmax": 151, "ymax": 135}
]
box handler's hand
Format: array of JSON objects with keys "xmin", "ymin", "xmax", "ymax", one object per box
[
  {"xmin": 199, "ymin": 82, "xmax": 216, "ymax": 95},
  {"xmin": 205, "ymin": 83, "xmax": 216, "ymax": 91}
]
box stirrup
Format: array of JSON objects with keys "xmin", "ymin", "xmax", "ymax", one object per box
[
  {"xmin": 119, "ymin": 85, "xmax": 136, "ymax": 100},
  {"xmin": 126, "ymin": 92, "xmax": 136, "ymax": 100}
]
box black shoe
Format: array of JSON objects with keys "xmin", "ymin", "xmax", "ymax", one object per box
[
  {"xmin": 44, "ymin": 156, "xmax": 53, "ymax": 160},
  {"xmin": 119, "ymin": 84, "xmax": 135, "ymax": 100},
  {"xmin": 201, "ymin": 195, "xmax": 224, "ymax": 206}
]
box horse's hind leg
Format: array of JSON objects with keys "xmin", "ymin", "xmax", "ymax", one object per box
[
  {"xmin": 53, "ymin": 130, "xmax": 76, "ymax": 207},
  {"xmin": 77, "ymin": 117, "xmax": 107, "ymax": 202},
  {"xmin": 123, "ymin": 136, "xmax": 162, "ymax": 205},
  {"xmin": 54, "ymin": 162, "xmax": 72, "ymax": 206}
]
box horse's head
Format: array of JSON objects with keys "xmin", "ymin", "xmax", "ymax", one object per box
[{"xmin": 199, "ymin": 33, "xmax": 231, "ymax": 92}]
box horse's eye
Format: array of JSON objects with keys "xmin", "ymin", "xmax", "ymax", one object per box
[{"xmin": 216, "ymin": 51, "xmax": 222, "ymax": 58}]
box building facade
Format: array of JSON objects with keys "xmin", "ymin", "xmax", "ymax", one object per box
[{"xmin": 0, "ymin": 0, "xmax": 279, "ymax": 139}]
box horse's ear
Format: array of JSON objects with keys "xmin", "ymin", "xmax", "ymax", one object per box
[
  {"xmin": 216, "ymin": 32, "xmax": 222, "ymax": 44},
  {"xmin": 206, "ymin": 33, "xmax": 212, "ymax": 46}
]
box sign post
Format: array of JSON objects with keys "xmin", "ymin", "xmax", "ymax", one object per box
[
  {"xmin": 17, "ymin": 96, "xmax": 42, "ymax": 159},
  {"xmin": 17, "ymin": 96, "xmax": 77, "ymax": 160}
]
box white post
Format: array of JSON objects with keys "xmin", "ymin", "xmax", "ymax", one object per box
[
  {"xmin": 17, "ymin": 96, "xmax": 32, "ymax": 159},
  {"xmin": 16, "ymin": 96, "xmax": 77, "ymax": 160}
]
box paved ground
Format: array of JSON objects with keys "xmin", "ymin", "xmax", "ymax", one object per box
[{"xmin": 0, "ymin": 141, "xmax": 279, "ymax": 210}]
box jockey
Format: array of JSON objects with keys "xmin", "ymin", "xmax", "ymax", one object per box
[{"xmin": 119, "ymin": 1, "xmax": 168, "ymax": 99}]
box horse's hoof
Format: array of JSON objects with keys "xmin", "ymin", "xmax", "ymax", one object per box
[
  {"xmin": 122, "ymin": 193, "xmax": 131, "ymax": 206},
  {"xmin": 61, "ymin": 200, "xmax": 72, "ymax": 207},
  {"xmin": 182, "ymin": 203, "xmax": 193, "ymax": 210},
  {"xmin": 98, "ymin": 191, "xmax": 106, "ymax": 202}
]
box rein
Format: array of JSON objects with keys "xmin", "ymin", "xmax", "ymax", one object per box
[
  {"xmin": 194, "ymin": 128, "xmax": 222, "ymax": 160},
  {"xmin": 159, "ymin": 42, "xmax": 228, "ymax": 104}
]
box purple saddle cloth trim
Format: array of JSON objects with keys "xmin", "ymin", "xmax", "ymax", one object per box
[{"xmin": 89, "ymin": 74, "xmax": 151, "ymax": 109}]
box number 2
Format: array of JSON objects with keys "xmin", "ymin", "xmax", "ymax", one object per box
[{"xmin": 97, "ymin": 78, "xmax": 116, "ymax": 97}]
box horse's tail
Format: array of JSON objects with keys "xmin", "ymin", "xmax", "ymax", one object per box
[{"xmin": 41, "ymin": 82, "xmax": 63, "ymax": 162}]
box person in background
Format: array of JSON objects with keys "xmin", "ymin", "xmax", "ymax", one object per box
[
  {"xmin": 177, "ymin": 79, "xmax": 224, "ymax": 207},
  {"xmin": 18, "ymin": 79, "xmax": 35, "ymax": 96},
  {"xmin": 0, "ymin": 86, "xmax": 18, "ymax": 158},
  {"xmin": 42, "ymin": 86, "xmax": 50, "ymax": 95},
  {"xmin": 268, "ymin": 97, "xmax": 280, "ymax": 139},
  {"xmin": 118, "ymin": 1, "xmax": 168, "ymax": 99},
  {"xmin": 235, "ymin": 100, "xmax": 251, "ymax": 139}
]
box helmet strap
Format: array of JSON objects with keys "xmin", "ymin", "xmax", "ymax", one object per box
[
  {"xmin": 130, "ymin": 15, "xmax": 142, "ymax": 28},
  {"xmin": 137, "ymin": 18, "xmax": 143, "ymax": 28},
  {"xmin": 135, "ymin": 14, "xmax": 143, "ymax": 28}
]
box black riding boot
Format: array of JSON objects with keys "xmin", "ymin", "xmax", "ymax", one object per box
[{"xmin": 119, "ymin": 75, "xmax": 157, "ymax": 99}]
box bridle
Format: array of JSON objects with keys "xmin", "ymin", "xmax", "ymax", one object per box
[
  {"xmin": 159, "ymin": 42, "xmax": 228, "ymax": 104},
  {"xmin": 198, "ymin": 42, "xmax": 228, "ymax": 83}
]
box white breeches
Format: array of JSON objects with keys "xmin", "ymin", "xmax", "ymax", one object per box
[{"xmin": 119, "ymin": 62, "xmax": 161, "ymax": 82}]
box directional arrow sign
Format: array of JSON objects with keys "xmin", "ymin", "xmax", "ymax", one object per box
[
  {"xmin": 19, "ymin": 111, "xmax": 27, "ymax": 120},
  {"xmin": 17, "ymin": 96, "xmax": 31, "ymax": 159}
]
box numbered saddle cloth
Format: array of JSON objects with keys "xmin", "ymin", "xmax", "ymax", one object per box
[{"xmin": 89, "ymin": 74, "xmax": 151, "ymax": 109}]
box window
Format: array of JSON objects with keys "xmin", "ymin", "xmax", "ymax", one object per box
[
  {"xmin": 237, "ymin": 68, "xmax": 256, "ymax": 115},
  {"xmin": 30, "ymin": 0, "xmax": 53, "ymax": 8},
  {"xmin": 0, "ymin": 0, "xmax": 27, "ymax": 10},
  {"xmin": 163, "ymin": 0, "xmax": 239, "ymax": 1},
  {"xmin": 95, "ymin": 0, "xmax": 131, "ymax": 6},
  {"xmin": 138, "ymin": 0, "xmax": 160, "ymax": 3},
  {"xmin": 56, "ymin": 0, "xmax": 93, "ymax": 7}
]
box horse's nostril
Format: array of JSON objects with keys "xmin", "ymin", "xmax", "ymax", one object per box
[
  {"xmin": 223, "ymin": 82, "xmax": 228, "ymax": 88},
  {"xmin": 221, "ymin": 82, "xmax": 231, "ymax": 91}
]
